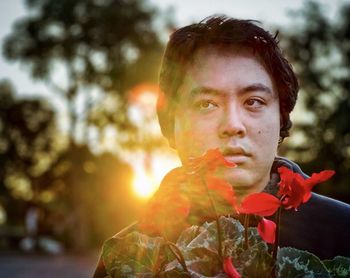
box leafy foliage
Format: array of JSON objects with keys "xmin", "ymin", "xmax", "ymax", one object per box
[
  {"xmin": 103, "ymin": 230, "xmax": 166, "ymax": 277},
  {"xmin": 102, "ymin": 216, "xmax": 350, "ymax": 277},
  {"xmin": 323, "ymin": 256, "xmax": 350, "ymax": 277},
  {"xmin": 41, "ymin": 145, "xmax": 138, "ymax": 249},
  {"xmin": 102, "ymin": 217, "xmax": 350, "ymax": 277},
  {"xmin": 3, "ymin": 0, "xmax": 164, "ymax": 143},
  {"xmin": 102, "ymin": 217, "xmax": 273, "ymax": 277},
  {"xmin": 0, "ymin": 79, "xmax": 60, "ymax": 225},
  {"xmin": 1, "ymin": 0, "xmax": 166, "ymax": 249},
  {"xmin": 277, "ymin": 247, "xmax": 330, "ymax": 277}
]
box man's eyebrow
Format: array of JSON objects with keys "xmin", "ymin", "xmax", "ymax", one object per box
[
  {"xmin": 189, "ymin": 87, "xmax": 222, "ymax": 98},
  {"xmin": 239, "ymin": 83, "xmax": 273, "ymax": 95}
]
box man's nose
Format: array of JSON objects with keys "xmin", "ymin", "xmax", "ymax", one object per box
[{"xmin": 218, "ymin": 105, "xmax": 246, "ymax": 138}]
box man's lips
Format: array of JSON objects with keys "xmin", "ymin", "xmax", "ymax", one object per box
[
  {"xmin": 221, "ymin": 146, "xmax": 251, "ymax": 156},
  {"xmin": 221, "ymin": 146, "xmax": 251, "ymax": 164}
]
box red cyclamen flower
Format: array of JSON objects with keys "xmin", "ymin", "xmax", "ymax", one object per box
[
  {"xmin": 239, "ymin": 193, "xmax": 280, "ymax": 243},
  {"xmin": 238, "ymin": 166, "xmax": 335, "ymax": 244},
  {"xmin": 239, "ymin": 192, "xmax": 281, "ymax": 216},
  {"xmin": 258, "ymin": 217, "xmax": 276, "ymax": 244},
  {"xmin": 186, "ymin": 148, "xmax": 239, "ymax": 214},
  {"xmin": 278, "ymin": 166, "xmax": 335, "ymax": 210},
  {"xmin": 206, "ymin": 176, "xmax": 237, "ymax": 209},
  {"xmin": 186, "ymin": 148, "xmax": 236, "ymax": 174},
  {"xmin": 223, "ymin": 257, "xmax": 241, "ymax": 278}
]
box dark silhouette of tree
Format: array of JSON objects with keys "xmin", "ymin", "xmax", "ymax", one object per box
[
  {"xmin": 281, "ymin": 1, "xmax": 350, "ymax": 203},
  {"xmin": 2, "ymin": 0, "xmax": 167, "ymax": 249},
  {"xmin": 3, "ymin": 0, "xmax": 163, "ymax": 145},
  {"xmin": 40, "ymin": 145, "xmax": 139, "ymax": 249},
  {"xmin": 0, "ymin": 79, "xmax": 60, "ymax": 227},
  {"xmin": 0, "ymin": 80, "xmax": 141, "ymax": 249}
]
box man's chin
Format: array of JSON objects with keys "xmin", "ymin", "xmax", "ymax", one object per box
[
  {"xmin": 215, "ymin": 167, "xmax": 270, "ymax": 199},
  {"xmin": 214, "ymin": 167, "xmax": 252, "ymax": 188}
]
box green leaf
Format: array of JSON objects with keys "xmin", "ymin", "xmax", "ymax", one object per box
[
  {"xmin": 163, "ymin": 216, "xmax": 245, "ymax": 277},
  {"xmin": 102, "ymin": 231, "xmax": 165, "ymax": 277},
  {"xmin": 323, "ymin": 256, "xmax": 350, "ymax": 277},
  {"xmin": 176, "ymin": 225, "xmax": 203, "ymax": 250},
  {"xmin": 277, "ymin": 247, "xmax": 331, "ymax": 277},
  {"xmin": 230, "ymin": 228, "xmax": 273, "ymax": 278},
  {"xmin": 219, "ymin": 216, "xmax": 245, "ymax": 240},
  {"xmin": 186, "ymin": 219, "xmax": 220, "ymax": 253}
]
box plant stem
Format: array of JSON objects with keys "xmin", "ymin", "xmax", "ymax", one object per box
[
  {"xmin": 201, "ymin": 174, "xmax": 223, "ymax": 260},
  {"xmin": 271, "ymin": 207, "xmax": 282, "ymax": 277},
  {"xmin": 272, "ymin": 207, "xmax": 281, "ymax": 260},
  {"xmin": 244, "ymin": 214, "xmax": 250, "ymax": 249},
  {"xmin": 216, "ymin": 218, "xmax": 223, "ymax": 259},
  {"xmin": 166, "ymin": 241, "xmax": 190, "ymax": 274}
]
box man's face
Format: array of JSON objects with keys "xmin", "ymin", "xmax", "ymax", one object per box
[{"xmin": 173, "ymin": 47, "xmax": 280, "ymax": 199}]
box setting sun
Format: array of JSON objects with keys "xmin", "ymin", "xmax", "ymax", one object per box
[
  {"xmin": 126, "ymin": 83, "xmax": 181, "ymax": 199},
  {"xmin": 133, "ymin": 170, "xmax": 159, "ymax": 199},
  {"xmin": 131, "ymin": 152, "xmax": 181, "ymax": 199}
]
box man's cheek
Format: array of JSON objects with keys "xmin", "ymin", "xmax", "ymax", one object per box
[
  {"xmin": 255, "ymin": 127, "xmax": 279, "ymax": 155},
  {"xmin": 182, "ymin": 130, "xmax": 209, "ymax": 157}
]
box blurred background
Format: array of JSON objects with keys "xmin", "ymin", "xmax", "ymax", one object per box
[{"xmin": 0, "ymin": 0, "xmax": 349, "ymax": 276}]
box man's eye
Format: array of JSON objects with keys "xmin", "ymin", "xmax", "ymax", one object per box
[
  {"xmin": 245, "ymin": 98, "xmax": 265, "ymax": 108},
  {"xmin": 194, "ymin": 100, "xmax": 217, "ymax": 111}
]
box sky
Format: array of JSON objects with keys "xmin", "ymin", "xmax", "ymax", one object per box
[{"xmin": 149, "ymin": 0, "xmax": 335, "ymax": 26}]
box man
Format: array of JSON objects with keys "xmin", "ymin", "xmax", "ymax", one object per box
[{"xmin": 93, "ymin": 15, "xmax": 350, "ymax": 277}]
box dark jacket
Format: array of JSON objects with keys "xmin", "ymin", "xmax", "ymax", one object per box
[{"xmin": 93, "ymin": 157, "xmax": 350, "ymax": 277}]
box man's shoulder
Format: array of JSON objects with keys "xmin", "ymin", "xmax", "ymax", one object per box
[
  {"xmin": 280, "ymin": 193, "xmax": 350, "ymax": 259},
  {"xmin": 286, "ymin": 191, "xmax": 350, "ymax": 225},
  {"xmin": 307, "ymin": 192, "xmax": 350, "ymax": 221},
  {"xmin": 310, "ymin": 192, "xmax": 350, "ymax": 211}
]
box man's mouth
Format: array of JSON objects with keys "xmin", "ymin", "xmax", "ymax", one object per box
[{"xmin": 221, "ymin": 146, "xmax": 251, "ymax": 164}]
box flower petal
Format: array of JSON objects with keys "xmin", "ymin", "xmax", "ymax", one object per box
[
  {"xmin": 301, "ymin": 170, "xmax": 334, "ymax": 203},
  {"xmin": 277, "ymin": 167, "xmax": 294, "ymax": 189},
  {"xmin": 281, "ymin": 179, "xmax": 306, "ymax": 210},
  {"xmin": 258, "ymin": 218, "xmax": 276, "ymax": 244},
  {"xmin": 304, "ymin": 170, "xmax": 335, "ymax": 189},
  {"xmin": 278, "ymin": 166, "xmax": 309, "ymax": 210},
  {"xmin": 223, "ymin": 257, "xmax": 241, "ymax": 278},
  {"xmin": 205, "ymin": 148, "xmax": 237, "ymax": 169},
  {"xmin": 239, "ymin": 192, "xmax": 281, "ymax": 216},
  {"xmin": 206, "ymin": 176, "xmax": 237, "ymax": 208},
  {"xmin": 186, "ymin": 148, "xmax": 236, "ymax": 174}
]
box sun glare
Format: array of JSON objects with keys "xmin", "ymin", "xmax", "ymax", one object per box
[
  {"xmin": 127, "ymin": 82, "xmax": 182, "ymax": 199},
  {"xmin": 133, "ymin": 169, "xmax": 159, "ymax": 199},
  {"xmin": 132, "ymin": 153, "xmax": 181, "ymax": 199}
]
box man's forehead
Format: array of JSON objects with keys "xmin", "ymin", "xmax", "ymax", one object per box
[
  {"xmin": 183, "ymin": 45, "xmax": 277, "ymax": 94},
  {"xmin": 190, "ymin": 45, "xmax": 264, "ymax": 69}
]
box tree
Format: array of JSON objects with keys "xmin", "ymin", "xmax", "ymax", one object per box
[
  {"xmin": 0, "ymin": 79, "xmax": 142, "ymax": 249},
  {"xmin": 281, "ymin": 1, "xmax": 350, "ymax": 203},
  {"xmin": 3, "ymin": 0, "xmax": 164, "ymax": 145},
  {"xmin": 40, "ymin": 145, "xmax": 138, "ymax": 249},
  {"xmin": 2, "ymin": 1, "xmax": 170, "ymax": 249},
  {"xmin": 0, "ymin": 79, "xmax": 61, "ymax": 226}
]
